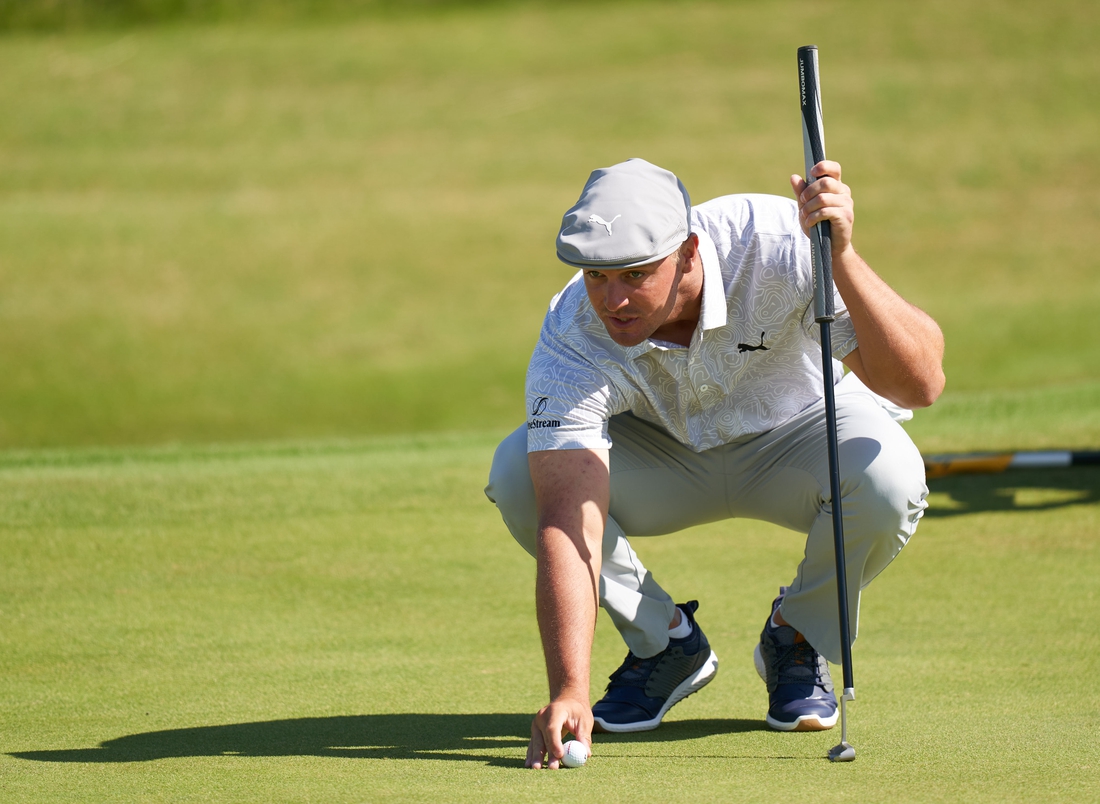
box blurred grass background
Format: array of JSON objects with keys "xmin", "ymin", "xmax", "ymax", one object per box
[
  {"xmin": 0, "ymin": 0, "xmax": 1097, "ymax": 450},
  {"xmin": 0, "ymin": 0, "xmax": 544, "ymax": 30}
]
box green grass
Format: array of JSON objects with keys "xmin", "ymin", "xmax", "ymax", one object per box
[
  {"xmin": 1, "ymin": 2, "xmax": 1098, "ymax": 800},
  {"xmin": 0, "ymin": 434, "xmax": 1097, "ymax": 802},
  {"xmin": 0, "ymin": 0, "xmax": 1097, "ymax": 449}
]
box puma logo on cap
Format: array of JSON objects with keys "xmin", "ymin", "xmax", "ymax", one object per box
[
  {"xmin": 587, "ymin": 214, "xmax": 621, "ymax": 236},
  {"xmin": 556, "ymin": 159, "xmax": 691, "ymax": 270}
]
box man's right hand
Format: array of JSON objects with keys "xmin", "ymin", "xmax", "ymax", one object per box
[{"xmin": 525, "ymin": 695, "xmax": 593, "ymax": 769}]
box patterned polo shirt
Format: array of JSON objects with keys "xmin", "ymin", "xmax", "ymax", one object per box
[{"xmin": 525, "ymin": 193, "xmax": 858, "ymax": 453}]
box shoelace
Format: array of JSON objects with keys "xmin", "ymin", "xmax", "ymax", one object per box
[
  {"xmin": 605, "ymin": 652, "xmax": 662, "ymax": 690},
  {"xmin": 772, "ymin": 639, "xmax": 828, "ymax": 687}
]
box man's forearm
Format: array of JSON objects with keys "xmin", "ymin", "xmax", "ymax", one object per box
[
  {"xmin": 536, "ymin": 525, "xmax": 600, "ymax": 700},
  {"xmin": 790, "ymin": 162, "xmax": 945, "ymax": 409},
  {"xmin": 528, "ymin": 447, "xmax": 611, "ymax": 703}
]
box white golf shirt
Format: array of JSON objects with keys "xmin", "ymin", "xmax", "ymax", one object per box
[{"xmin": 525, "ymin": 193, "xmax": 859, "ymax": 453}]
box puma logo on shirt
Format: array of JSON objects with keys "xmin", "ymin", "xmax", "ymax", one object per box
[{"xmin": 738, "ymin": 332, "xmax": 770, "ymax": 352}]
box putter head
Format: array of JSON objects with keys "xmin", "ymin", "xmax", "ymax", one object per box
[{"xmin": 828, "ymin": 741, "xmax": 856, "ymax": 762}]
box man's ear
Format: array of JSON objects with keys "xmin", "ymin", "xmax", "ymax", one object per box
[{"xmin": 680, "ymin": 233, "xmax": 701, "ymax": 273}]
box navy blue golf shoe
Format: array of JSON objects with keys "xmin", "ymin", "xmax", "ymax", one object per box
[
  {"xmin": 592, "ymin": 600, "xmax": 719, "ymax": 733},
  {"xmin": 753, "ymin": 587, "xmax": 839, "ymax": 731}
]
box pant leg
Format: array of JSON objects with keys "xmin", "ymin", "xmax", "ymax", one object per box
[
  {"xmin": 485, "ymin": 418, "xmax": 730, "ymax": 658},
  {"xmin": 486, "ymin": 391, "xmax": 927, "ymax": 666},
  {"xmin": 720, "ymin": 388, "xmax": 928, "ymax": 664}
]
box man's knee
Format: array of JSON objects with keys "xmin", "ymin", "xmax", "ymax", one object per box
[
  {"xmin": 839, "ymin": 429, "xmax": 928, "ymax": 552},
  {"xmin": 485, "ymin": 426, "xmax": 538, "ymax": 558}
]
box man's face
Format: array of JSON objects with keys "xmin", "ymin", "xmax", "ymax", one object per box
[{"xmin": 582, "ymin": 250, "xmax": 685, "ymax": 347}]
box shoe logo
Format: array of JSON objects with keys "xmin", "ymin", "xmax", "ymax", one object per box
[
  {"xmin": 738, "ymin": 332, "xmax": 769, "ymax": 353},
  {"xmin": 588, "ymin": 214, "xmax": 621, "ymax": 236},
  {"xmin": 528, "ymin": 396, "xmax": 561, "ymax": 430}
]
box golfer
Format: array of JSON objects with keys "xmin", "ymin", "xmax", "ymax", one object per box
[{"xmin": 485, "ymin": 158, "xmax": 944, "ymax": 769}]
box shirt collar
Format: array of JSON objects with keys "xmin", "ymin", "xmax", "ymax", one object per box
[{"xmin": 695, "ymin": 227, "xmax": 727, "ymax": 332}]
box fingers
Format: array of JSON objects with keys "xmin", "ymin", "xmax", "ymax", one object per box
[
  {"xmin": 794, "ymin": 161, "xmax": 844, "ymax": 197},
  {"xmin": 791, "ymin": 161, "xmax": 854, "ymax": 243},
  {"xmin": 800, "ymin": 187, "xmax": 852, "ymax": 229},
  {"xmin": 525, "ymin": 700, "xmax": 594, "ymax": 769},
  {"xmin": 564, "ymin": 705, "xmax": 594, "ymax": 753},
  {"xmin": 526, "ymin": 704, "xmax": 565, "ymax": 769},
  {"xmin": 790, "ymin": 160, "xmax": 842, "ymax": 193},
  {"xmin": 810, "ymin": 159, "xmax": 842, "ymax": 182},
  {"xmin": 545, "ymin": 724, "xmax": 565, "ymax": 770},
  {"xmin": 525, "ymin": 720, "xmax": 548, "ymax": 769}
]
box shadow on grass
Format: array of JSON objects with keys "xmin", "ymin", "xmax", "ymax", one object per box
[
  {"xmin": 9, "ymin": 714, "xmax": 768, "ymax": 767},
  {"xmin": 925, "ymin": 467, "xmax": 1100, "ymax": 518},
  {"xmin": 595, "ymin": 718, "xmax": 817, "ymax": 761},
  {"xmin": 597, "ymin": 718, "xmax": 767, "ymax": 743}
]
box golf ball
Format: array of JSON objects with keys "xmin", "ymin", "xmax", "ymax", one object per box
[{"xmin": 561, "ymin": 739, "xmax": 589, "ymax": 768}]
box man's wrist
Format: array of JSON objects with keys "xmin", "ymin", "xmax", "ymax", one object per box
[
  {"xmin": 550, "ymin": 684, "xmax": 591, "ymax": 706},
  {"xmin": 830, "ymin": 243, "xmax": 863, "ymax": 282}
]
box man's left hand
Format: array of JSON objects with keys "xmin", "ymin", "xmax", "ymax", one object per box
[{"xmin": 790, "ymin": 160, "xmax": 854, "ymax": 257}]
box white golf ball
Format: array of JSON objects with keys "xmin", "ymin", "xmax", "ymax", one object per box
[{"xmin": 561, "ymin": 739, "xmax": 589, "ymax": 768}]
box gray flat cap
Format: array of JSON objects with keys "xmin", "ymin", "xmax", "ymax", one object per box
[{"xmin": 556, "ymin": 158, "xmax": 691, "ymax": 270}]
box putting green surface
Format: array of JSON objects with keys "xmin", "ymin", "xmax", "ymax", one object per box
[{"xmin": 1, "ymin": 434, "xmax": 1097, "ymax": 802}]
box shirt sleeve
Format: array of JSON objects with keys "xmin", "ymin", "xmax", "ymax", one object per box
[
  {"xmin": 795, "ymin": 233, "xmax": 859, "ymax": 359},
  {"xmin": 525, "ymin": 335, "xmax": 618, "ymax": 453}
]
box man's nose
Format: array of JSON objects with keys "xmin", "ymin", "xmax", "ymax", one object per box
[{"xmin": 605, "ymin": 280, "xmax": 629, "ymax": 311}]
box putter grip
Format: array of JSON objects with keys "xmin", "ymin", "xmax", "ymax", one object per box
[{"xmin": 798, "ymin": 45, "xmax": 835, "ymax": 323}]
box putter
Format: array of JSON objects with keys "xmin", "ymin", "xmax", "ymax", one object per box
[{"xmin": 797, "ymin": 44, "xmax": 856, "ymax": 763}]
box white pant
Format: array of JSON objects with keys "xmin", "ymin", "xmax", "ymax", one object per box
[{"xmin": 484, "ymin": 378, "xmax": 928, "ymax": 664}]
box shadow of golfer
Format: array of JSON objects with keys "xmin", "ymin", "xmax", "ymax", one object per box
[
  {"xmin": 10, "ymin": 714, "xmax": 530, "ymax": 767},
  {"xmin": 924, "ymin": 466, "xmax": 1100, "ymax": 518},
  {"xmin": 596, "ymin": 718, "xmax": 769, "ymax": 744},
  {"xmin": 9, "ymin": 714, "xmax": 766, "ymax": 766}
]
